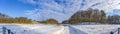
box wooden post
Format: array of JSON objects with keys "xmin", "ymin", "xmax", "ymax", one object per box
[
  {"xmin": 7, "ymin": 29, "xmax": 11, "ymax": 34},
  {"xmin": 110, "ymin": 31, "xmax": 113, "ymax": 34},
  {"xmin": 2, "ymin": 27, "xmax": 6, "ymax": 34},
  {"xmin": 118, "ymin": 28, "xmax": 120, "ymax": 34}
]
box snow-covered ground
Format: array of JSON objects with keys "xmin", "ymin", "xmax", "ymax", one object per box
[
  {"xmin": 0, "ymin": 24, "xmax": 64, "ymax": 34},
  {"xmin": 0, "ymin": 24, "xmax": 120, "ymax": 34},
  {"xmin": 71, "ymin": 25, "xmax": 120, "ymax": 34}
]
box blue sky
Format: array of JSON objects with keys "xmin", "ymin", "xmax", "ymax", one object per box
[
  {"xmin": 0, "ymin": 0, "xmax": 120, "ymax": 22},
  {"xmin": 0, "ymin": 0, "xmax": 37, "ymax": 17}
]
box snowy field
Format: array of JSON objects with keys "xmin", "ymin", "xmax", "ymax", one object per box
[
  {"xmin": 0, "ymin": 24, "xmax": 64, "ymax": 34},
  {"xmin": 71, "ymin": 25, "xmax": 120, "ymax": 34},
  {"xmin": 0, "ymin": 24, "xmax": 120, "ymax": 34}
]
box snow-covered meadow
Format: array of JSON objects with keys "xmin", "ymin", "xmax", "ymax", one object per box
[
  {"xmin": 71, "ymin": 25, "xmax": 120, "ymax": 34},
  {"xmin": 0, "ymin": 24, "xmax": 64, "ymax": 34},
  {"xmin": 0, "ymin": 24, "xmax": 120, "ymax": 34}
]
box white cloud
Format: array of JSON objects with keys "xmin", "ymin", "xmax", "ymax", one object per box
[
  {"xmin": 18, "ymin": 0, "xmax": 37, "ymax": 5},
  {"xmin": 20, "ymin": 0, "xmax": 120, "ymax": 22}
]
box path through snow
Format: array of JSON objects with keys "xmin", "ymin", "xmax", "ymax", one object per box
[
  {"xmin": 68, "ymin": 25, "xmax": 87, "ymax": 34},
  {"xmin": 62, "ymin": 24, "xmax": 87, "ymax": 34}
]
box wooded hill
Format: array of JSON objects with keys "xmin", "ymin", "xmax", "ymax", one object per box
[
  {"xmin": 62, "ymin": 8, "xmax": 120, "ymax": 24},
  {"xmin": 0, "ymin": 13, "xmax": 32, "ymax": 24}
]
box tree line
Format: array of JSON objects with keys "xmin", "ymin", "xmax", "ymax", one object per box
[
  {"xmin": 37, "ymin": 8, "xmax": 120, "ymax": 24},
  {"xmin": 37, "ymin": 19, "xmax": 59, "ymax": 25},
  {"xmin": 0, "ymin": 13, "xmax": 32, "ymax": 24},
  {"xmin": 0, "ymin": 12, "xmax": 59, "ymax": 24},
  {"xmin": 62, "ymin": 8, "xmax": 120, "ymax": 24}
]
